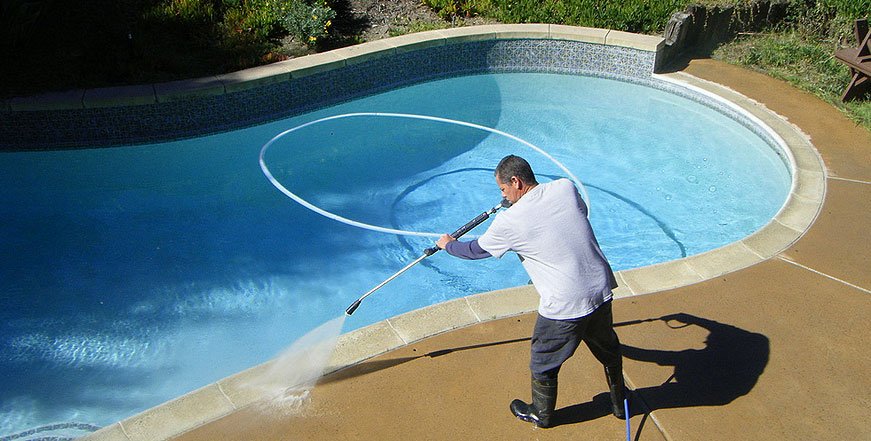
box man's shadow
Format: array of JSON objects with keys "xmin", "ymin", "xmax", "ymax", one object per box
[{"xmin": 555, "ymin": 313, "xmax": 770, "ymax": 431}]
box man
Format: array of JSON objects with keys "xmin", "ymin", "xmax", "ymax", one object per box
[{"xmin": 435, "ymin": 154, "xmax": 626, "ymax": 428}]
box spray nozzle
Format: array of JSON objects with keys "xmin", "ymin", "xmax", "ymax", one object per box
[{"xmin": 345, "ymin": 299, "xmax": 362, "ymax": 316}]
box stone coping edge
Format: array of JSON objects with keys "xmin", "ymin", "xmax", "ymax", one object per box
[
  {"xmin": 80, "ymin": 54, "xmax": 824, "ymax": 441},
  {"xmin": 6, "ymin": 24, "xmax": 663, "ymax": 111}
]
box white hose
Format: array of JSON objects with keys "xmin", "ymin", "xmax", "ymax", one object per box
[{"xmin": 259, "ymin": 112, "xmax": 590, "ymax": 238}]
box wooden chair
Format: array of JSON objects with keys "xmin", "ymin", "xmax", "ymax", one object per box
[{"xmin": 835, "ymin": 18, "xmax": 871, "ymax": 101}]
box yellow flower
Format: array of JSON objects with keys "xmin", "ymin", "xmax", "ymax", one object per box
[{"xmin": 309, "ymin": 36, "xmax": 317, "ymax": 42}]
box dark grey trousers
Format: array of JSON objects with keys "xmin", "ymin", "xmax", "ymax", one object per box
[{"xmin": 530, "ymin": 300, "xmax": 622, "ymax": 381}]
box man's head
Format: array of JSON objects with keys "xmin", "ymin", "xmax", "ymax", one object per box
[{"xmin": 494, "ymin": 155, "xmax": 538, "ymax": 204}]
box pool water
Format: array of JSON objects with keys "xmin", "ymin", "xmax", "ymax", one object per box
[{"xmin": 0, "ymin": 73, "xmax": 790, "ymax": 437}]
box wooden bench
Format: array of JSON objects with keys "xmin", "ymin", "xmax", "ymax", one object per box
[{"xmin": 835, "ymin": 18, "xmax": 871, "ymax": 101}]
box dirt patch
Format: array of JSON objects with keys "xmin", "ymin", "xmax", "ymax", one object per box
[
  {"xmin": 344, "ymin": 0, "xmax": 445, "ymax": 41},
  {"xmin": 320, "ymin": 0, "xmax": 492, "ymax": 50}
]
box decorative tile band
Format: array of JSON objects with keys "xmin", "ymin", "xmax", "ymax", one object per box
[{"xmin": 0, "ymin": 38, "xmax": 658, "ymax": 151}]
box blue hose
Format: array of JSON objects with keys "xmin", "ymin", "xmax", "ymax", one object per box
[{"xmin": 624, "ymin": 398, "xmax": 631, "ymax": 441}]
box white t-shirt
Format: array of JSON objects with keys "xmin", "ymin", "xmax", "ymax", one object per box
[{"xmin": 477, "ymin": 179, "xmax": 616, "ymax": 319}]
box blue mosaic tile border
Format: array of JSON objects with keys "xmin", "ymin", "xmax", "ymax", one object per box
[{"xmin": 0, "ymin": 39, "xmax": 657, "ymax": 150}]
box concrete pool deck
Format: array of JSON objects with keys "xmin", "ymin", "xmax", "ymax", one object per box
[{"xmin": 161, "ymin": 59, "xmax": 871, "ymax": 441}]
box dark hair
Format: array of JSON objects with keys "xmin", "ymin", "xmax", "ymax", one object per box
[{"xmin": 495, "ymin": 155, "xmax": 537, "ymax": 185}]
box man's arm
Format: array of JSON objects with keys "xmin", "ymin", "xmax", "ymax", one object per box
[{"xmin": 436, "ymin": 235, "xmax": 492, "ymax": 260}]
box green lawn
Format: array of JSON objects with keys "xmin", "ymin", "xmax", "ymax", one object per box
[{"xmin": 713, "ymin": 31, "xmax": 871, "ymax": 130}]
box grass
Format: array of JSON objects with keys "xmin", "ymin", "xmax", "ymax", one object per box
[
  {"xmin": 713, "ymin": 29, "xmax": 871, "ymax": 130},
  {"xmin": 387, "ymin": 20, "xmax": 453, "ymax": 38}
]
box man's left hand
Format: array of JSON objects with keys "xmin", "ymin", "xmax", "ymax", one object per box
[{"xmin": 436, "ymin": 234, "xmax": 455, "ymax": 250}]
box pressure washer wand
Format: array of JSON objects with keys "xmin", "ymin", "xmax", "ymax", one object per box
[{"xmin": 345, "ymin": 199, "xmax": 512, "ymax": 316}]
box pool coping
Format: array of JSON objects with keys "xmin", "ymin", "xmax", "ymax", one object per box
[{"xmin": 79, "ymin": 25, "xmax": 825, "ymax": 441}]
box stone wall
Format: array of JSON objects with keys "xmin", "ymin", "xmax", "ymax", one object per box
[{"xmin": 659, "ymin": 0, "xmax": 790, "ymax": 68}]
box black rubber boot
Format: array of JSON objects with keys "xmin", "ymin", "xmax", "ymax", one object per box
[
  {"xmin": 605, "ymin": 365, "xmax": 627, "ymax": 419},
  {"xmin": 510, "ymin": 378, "xmax": 558, "ymax": 428}
]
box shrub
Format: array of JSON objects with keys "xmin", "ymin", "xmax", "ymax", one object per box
[
  {"xmin": 425, "ymin": 0, "xmax": 689, "ymax": 34},
  {"xmin": 784, "ymin": 0, "xmax": 871, "ymax": 43},
  {"xmin": 425, "ymin": 0, "xmax": 479, "ymax": 20},
  {"xmin": 219, "ymin": 0, "xmax": 290, "ymax": 41},
  {"xmin": 280, "ymin": 0, "xmax": 336, "ymax": 47},
  {"xmin": 821, "ymin": 0, "xmax": 870, "ymax": 20}
]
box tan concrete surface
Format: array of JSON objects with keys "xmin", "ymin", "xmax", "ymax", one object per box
[
  {"xmin": 171, "ymin": 314, "xmax": 667, "ymax": 441},
  {"xmin": 782, "ymin": 179, "xmax": 870, "ymax": 289},
  {"xmin": 168, "ymin": 58, "xmax": 870, "ymax": 440},
  {"xmin": 616, "ymin": 259, "xmax": 870, "ymax": 441}
]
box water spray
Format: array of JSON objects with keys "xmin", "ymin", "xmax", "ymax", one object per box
[{"xmin": 345, "ymin": 198, "xmax": 512, "ymax": 316}]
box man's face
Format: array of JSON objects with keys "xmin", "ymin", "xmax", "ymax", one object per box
[{"xmin": 496, "ymin": 175, "xmax": 521, "ymax": 204}]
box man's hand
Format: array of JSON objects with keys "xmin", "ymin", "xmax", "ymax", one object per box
[{"xmin": 436, "ymin": 234, "xmax": 456, "ymax": 250}]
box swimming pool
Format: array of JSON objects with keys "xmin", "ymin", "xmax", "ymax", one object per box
[{"xmin": 0, "ymin": 71, "xmax": 791, "ymax": 438}]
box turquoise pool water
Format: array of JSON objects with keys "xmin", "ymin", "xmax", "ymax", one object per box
[{"xmin": 0, "ymin": 73, "xmax": 790, "ymax": 438}]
